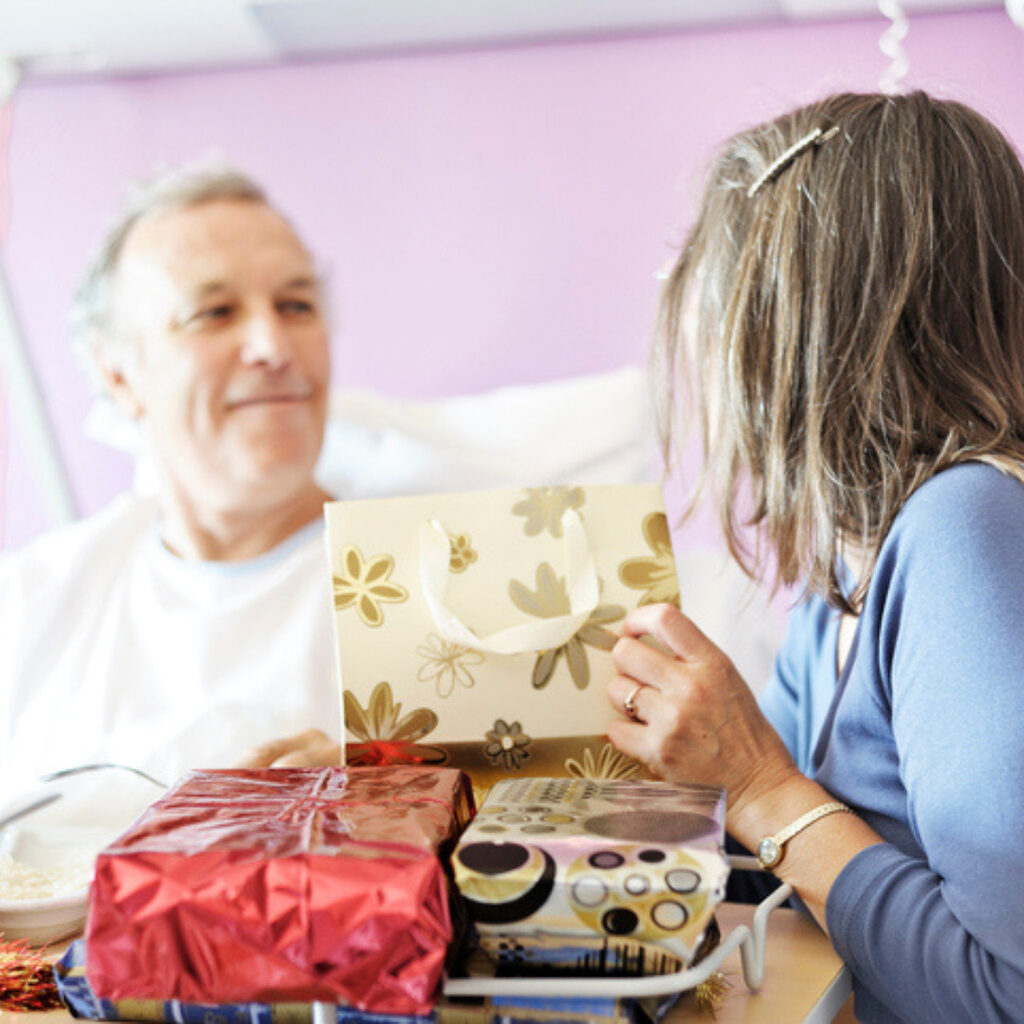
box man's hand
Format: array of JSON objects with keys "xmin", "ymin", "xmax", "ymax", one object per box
[{"xmin": 234, "ymin": 729, "xmax": 342, "ymax": 768}]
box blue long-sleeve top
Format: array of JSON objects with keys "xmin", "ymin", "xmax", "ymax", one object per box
[{"xmin": 758, "ymin": 462, "xmax": 1024, "ymax": 1024}]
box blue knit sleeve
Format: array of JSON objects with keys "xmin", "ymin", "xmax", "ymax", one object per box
[
  {"xmin": 825, "ymin": 464, "xmax": 1024, "ymax": 1022},
  {"xmin": 759, "ymin": 595, "xmax": 837, "ymax": 775},
  {"xmin": 757, "ymin": 608, "xmax": 805, "ymax": 762}
]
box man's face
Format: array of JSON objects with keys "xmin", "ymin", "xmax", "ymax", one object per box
[{"xmin": 108, "ymin": 198, "xmax": 330, "ymax": 512}]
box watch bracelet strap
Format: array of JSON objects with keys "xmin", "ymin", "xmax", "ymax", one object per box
[{"xmin": 760, "ymin": 801, "xmax": 852, "ymax": 868}]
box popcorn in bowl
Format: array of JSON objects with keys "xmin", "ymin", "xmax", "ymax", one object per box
[{"xmin": 0, "ymin": 849, "xmax": 95, "ymax": 902}]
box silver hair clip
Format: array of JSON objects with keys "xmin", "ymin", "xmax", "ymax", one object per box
[{"xmin": 746, "ymin": 124, "xmax": 840, "ymax": 199}]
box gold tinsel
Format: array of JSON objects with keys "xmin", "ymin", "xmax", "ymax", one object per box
[{"xmin": 691, "ymin": 971, "xmax": 732, "ymax": 1016}]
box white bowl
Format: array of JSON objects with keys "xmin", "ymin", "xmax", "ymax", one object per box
[
  {"xmin": 0, "ymin": 823, "xmax": 104, "ymax": 945},
  {"xmin": 0, "ymin": 772, "xmax": 162, "ymax": 946},
  {"xmin": 0, "ymin": 889, "xmax": 89, "ymax": 945}
]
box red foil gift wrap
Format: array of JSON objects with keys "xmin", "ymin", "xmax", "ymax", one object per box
[{"xmin": 84, "ymin": 766, "xmax": 473, "ymax": 1016}]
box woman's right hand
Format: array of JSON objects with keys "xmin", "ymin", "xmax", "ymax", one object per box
[
  {"xmin": 605, "ymin": 602, "xmax": 801, "ymax": 832},
  {"xmin": 605, "ymin": 602, "xmax": 882, "ymax": 932}
]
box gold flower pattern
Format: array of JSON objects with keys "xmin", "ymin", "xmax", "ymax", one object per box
[
  {"xmin": 333, "ymin": 546, "xmax": 408, "ymax": 627},
  {"xmin": 484, "ymin": 719, "xmax": 532, "ymax": 771},
  {"xmin": 617, "ymin": 512, "xmax": 680, "ymax": 607},
  {"xmin": 565, "ymin": 742, "xmax": 641, "ymax": 781},
  {"xmin": 416, "ymin": 633, "xmax": 485, "ymax": 699},
  {"xmin": 448, "ymin": 533, "xmax": 478, "ymax": 573},
  {"xmin": 344, "ymin": 681, "xmax": 438, "ymax": 743},
  {"xmin": 508, "ymin": 563, "xmax": 626, "ymax": 690},
  {"xmin": 512, "ymin": 487, "xmax": 585, "ymax": 538},
  {"xmin": 343, "ymin": 682, "xmax": 446, "ymax": 766}
]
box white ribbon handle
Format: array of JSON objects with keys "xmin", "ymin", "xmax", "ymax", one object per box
[{"xmin": 419, "ymin": 509, "xmax": 599, "ymax": 656}]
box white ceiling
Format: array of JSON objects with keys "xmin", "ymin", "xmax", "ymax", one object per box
[{"xmin": 0, "ymin": 0, "xmax": 1005, "ymax": 81}]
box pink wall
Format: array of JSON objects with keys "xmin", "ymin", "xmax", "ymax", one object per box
[{"xmin": 2, "ymin": 9, "xmax": 1022, "ymax": 549}]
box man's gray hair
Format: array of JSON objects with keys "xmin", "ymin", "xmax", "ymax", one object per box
[{"xmin": 70, "ymin": 161, "xmax": 269, "ymax": 366}]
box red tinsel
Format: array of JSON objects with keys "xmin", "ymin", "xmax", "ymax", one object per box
[{"xmin": 0, "ymin": 937, "xmax": 63, "ymax": 1011}]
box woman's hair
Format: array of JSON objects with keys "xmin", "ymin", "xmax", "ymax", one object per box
[{"xmin": 654, "ymin": 91, "xmax": 1024, "ymax": 612}]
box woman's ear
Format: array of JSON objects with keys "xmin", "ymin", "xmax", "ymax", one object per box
[{"xmin": 99, "ymin": 350, "xmax": 144, "ymax": 420}]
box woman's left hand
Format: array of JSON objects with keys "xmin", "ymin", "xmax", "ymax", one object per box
[{"xmin": 606, "ymin": 603, "xmax": 800, "ymax": 825}]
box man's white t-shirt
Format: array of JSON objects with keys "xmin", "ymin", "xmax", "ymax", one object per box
[{"xmin": 0, "ymin": 494, "xmax": 339, "ymax": 795}]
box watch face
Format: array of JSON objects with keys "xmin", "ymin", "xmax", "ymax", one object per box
[{"xmin": 757, "ymin": 837, "xmax": 781, "ymax": 869}]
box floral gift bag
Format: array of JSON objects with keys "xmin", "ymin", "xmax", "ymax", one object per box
[{"xmin": 324, "ymin": 485, "xmax": 679, "ymax": 795}]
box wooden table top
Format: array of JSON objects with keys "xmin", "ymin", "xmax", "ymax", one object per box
[{"xmin": 666, "ymin": 902, "xmax": 849, "ymax": 1023}]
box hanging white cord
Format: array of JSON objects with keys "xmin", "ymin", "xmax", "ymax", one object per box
[
  {"xmin": 877, "ymin": 0, "xmax": 910, "ymax": 95},
  {"xmin": 1007, "ymin": 0, "xmax": 1024, "ymax": 31}
]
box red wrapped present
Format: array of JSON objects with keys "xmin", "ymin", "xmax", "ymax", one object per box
[{"xmin": 85, "ymin": 766, "xmax": 473, "ymax": 1016}]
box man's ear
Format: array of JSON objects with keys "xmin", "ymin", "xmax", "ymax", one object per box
[{"xmin": 98, "ymin": 349, "xmax": 144, "ymax": 420}]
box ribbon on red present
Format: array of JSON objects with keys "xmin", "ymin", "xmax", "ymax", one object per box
[{"xmin": 345, "ymin": 740, "xmax": 448, "ymax": 767}]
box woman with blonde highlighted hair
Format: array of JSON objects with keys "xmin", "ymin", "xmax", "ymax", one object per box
[{"xmin": 607, "ymin": 91, "xmax": 1024, "ymax": 1023}]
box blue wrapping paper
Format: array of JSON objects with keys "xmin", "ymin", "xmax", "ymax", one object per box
[{"xmin": 54, "ymin": 940, "xmax": 665, "ymax": 1024}]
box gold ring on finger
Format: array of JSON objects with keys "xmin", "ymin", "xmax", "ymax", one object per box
[{"xmin": 623, "ymin": 684, "xmax": 644, "ymax": 719}]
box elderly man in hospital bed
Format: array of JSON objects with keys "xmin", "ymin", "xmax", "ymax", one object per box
[{"xmin": 0, "ymin": 163, "xmax": 782, "ymax": 804}]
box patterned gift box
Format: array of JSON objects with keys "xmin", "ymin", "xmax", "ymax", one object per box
[
  {"xmin": 452, "ymin": 777, "xmax": 729, "ymax": 975},
  {"xmin": 325, "ymin": 485, "xmax": 679, "ymax": 796}
]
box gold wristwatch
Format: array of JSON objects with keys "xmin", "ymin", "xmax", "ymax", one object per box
[{"xmin": 756, "ymin": 801, "xmax": 852, "ymax": 870}]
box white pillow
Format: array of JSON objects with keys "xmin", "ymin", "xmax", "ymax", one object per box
[{"xmin": 318, "ymin": 366, "xmax": 659, "ymax": 497}]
